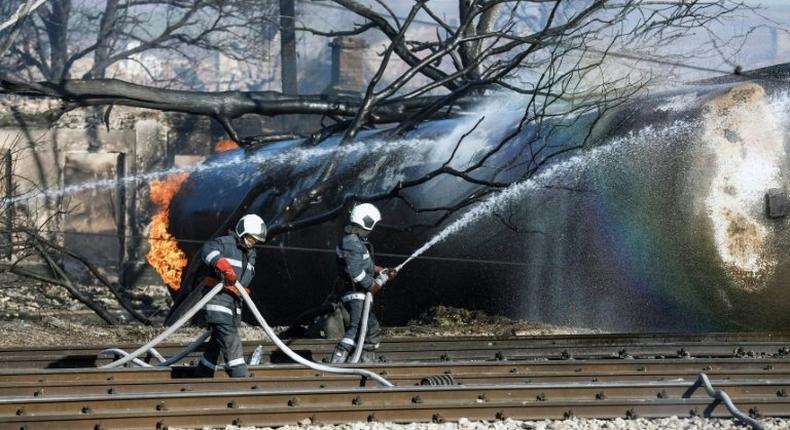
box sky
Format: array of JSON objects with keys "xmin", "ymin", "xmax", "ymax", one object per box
[
  {"xmin": 5, "ymin": 0, "xmax": 790, "ymax": 92},
  {"xmin": 302, "ymin": 0, "xmax": 790, "ymax": 79}
]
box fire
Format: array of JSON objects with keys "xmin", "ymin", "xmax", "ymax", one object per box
[
  {"xmin": 146, "ymin": 173, "xmax": 189, "ymax": 291},
  {"xmin": 214, "ymin": 139, "xmax": 239, "ymax": 153}
]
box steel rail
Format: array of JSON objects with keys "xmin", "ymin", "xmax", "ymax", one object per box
[
  {"xmin": 2, "ymin": 340, "xmax": 788, "ymax": 369},
  {"xmin": 2, "ymin": 358, "xmax": 789, "ymax": 383},
  {"xmin": 1, "ymin": 381, "xmax": 787, "ymax": 430},
  {"xmin": 6, "ymin": 336, "xmax": 790, "ymax": 354},
  {"xmin": 2, "ymin": 398, "xmax": 786, "ymax": 430},
  {"xmin": 1, "ymin": 368, "xmax": 789, "ymax": 397},
  {"xmin": 2, "ymin": 331, "xmax": 788, "ymax": 355},
  {"xmin": 3, "ymin": 379, "xmax": 785, "ymax": 411}
]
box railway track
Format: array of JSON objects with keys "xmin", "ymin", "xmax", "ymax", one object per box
[
  {"xmin": 0, "ymin": 359, "xmax": 788, "ymax": 396},
  {"xmin": 1, "ymin": 332, "xmax": 788, "ymax": 429},
  {"xmin": 2, "ymin": 332, "xmax": 789, "ymax": 369},
  {"xmin": 2, "ymin": 379, "xmax": 788, "ymax": 429}
]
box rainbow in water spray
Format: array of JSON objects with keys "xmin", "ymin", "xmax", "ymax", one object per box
[{"xmin": 394, "ymin": 120, "xmax": 697, "ymax": 273}]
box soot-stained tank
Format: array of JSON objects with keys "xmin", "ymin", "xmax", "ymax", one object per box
[{"xmin": 169, "ymin": 81, "xmax": 790, "ymax": 331}]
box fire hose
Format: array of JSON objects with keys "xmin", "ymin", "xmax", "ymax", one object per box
[
  {"xmin": 235, "ymin": 283, "xmax": 392, "ymax": 386},
  {"xmin": 100, "ymin": 282, "xmax": 393, "ymax": 387},
  {"xmin": 684, "ymin": 373, "xmax": 764, "ymax": 430},
  {"xmin": 348, "ymin": 266, "xmax": 397, "ymax": 364},
  {"xmin": 101, "ymin": 283, "xmax": 225, "ymax": 368},
  {"xmin": 349, "ymin": 291, "xmax": 373, "ymax": 363},
  {"xmin": 99, "ymin": 349, "xmax": 155, "ymax": 367},
  {"xmin": 100, "ymin": 330, "xmax": 211, "ymax": 367}
]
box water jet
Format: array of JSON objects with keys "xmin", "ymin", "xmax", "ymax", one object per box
[{"xmin": 166, "ymin": 80, "xmax": 790, "ymax": 332}]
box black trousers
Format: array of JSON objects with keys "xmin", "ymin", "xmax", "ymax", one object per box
[
  {"xmin": 337, "ymin": 298, "xmax": 382, "ymax": 352},
  {"xmin": 195, "ymin": 321, "xmax": 248, "ymax": 377}
]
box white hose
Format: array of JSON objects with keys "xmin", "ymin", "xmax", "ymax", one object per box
[
  {"xmin": 349, "ymin": 291, "xmax": 373, "ymax": 363},
  {"xmin": 98, "ymin": 348, "xmax": 154, "ymax": 367},
  {"xmin": 148, "ymin": 348, "xmax": 167, "ymax": 363},
  {"xmin": 98, "ymin": 281, "xmax": 394, "ymax": 387},
  {"xmin": 159, "ymin": 329, "xmax": 211, "ymax": 366},
  {"xmin": 236, "ymin": 283, "xmax": 394, "ymax": 387},
  {"xmin": 101, "ymin": 283, "xmax": 224, "ymax": 368},
  {"xmin": 99, "ymin": 330, "xmax": 210, "ymax": 368}
]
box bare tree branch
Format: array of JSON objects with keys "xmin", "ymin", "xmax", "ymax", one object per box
[
  {"xmin": 0, "ymin": 0, "xmax": 49, "ymax": 58},
  {"xmin": 33, "ymin": 242, "xmax": 119, "ymax": 324},
  {"xmin": 0, "ymin": 0, "xmax": 48, "ymax": 32},
  {"xmin": 0, "ymin": 77, "xmax": 477, "ymax": 141},
  {"xmin": 25, "ymin": 228, "xmax": 151, "ymax": 324},
  {"xmin": 0, "ymin": 1, "xmax": 758, "ymax": 300}
]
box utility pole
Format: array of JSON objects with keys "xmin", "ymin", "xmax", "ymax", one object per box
[
  {"xmin": 279, "ymin": 0, "xmax": 298, "ymax": 132},
  {"xmin": 279, "ymin": 0, "xmax": 298, "ymax": 95}
]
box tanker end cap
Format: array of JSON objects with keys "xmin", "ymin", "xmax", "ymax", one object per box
[{"xmin": 765, "ymin": 188, "xmax": 789, "ymax": 219}]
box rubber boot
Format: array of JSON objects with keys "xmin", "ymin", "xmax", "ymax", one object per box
[
  {"xmin": 193, "ymin": 361, "xmax": 215, "ymax": 378},
  {"xmin": 330, "ymin": 346, "xmax": 349, "ymax": 364},
  {"xmin": 228, "ymin": 364, "xmax": 250, "ymax": 378}
]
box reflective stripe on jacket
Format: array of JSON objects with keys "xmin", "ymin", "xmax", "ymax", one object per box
[
  {"xmin": 197, "ymin": 235, "xmax": 256, "ymax": 325},
  {"xmin": 336, "ymin": 232, "xmax": 375, "ymax": 292},
  {"xmin": 199, "ymin": 235, "xmax": 256, "ymax": 288}
]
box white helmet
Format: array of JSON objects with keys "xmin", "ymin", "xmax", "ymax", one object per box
[
  {"xmin": 235, "ymin": 214, "xmax": 267, "ymax": 242},
  {"xmin": 349, "ymin": 203, "xmax": 381, "ymax": 231}
]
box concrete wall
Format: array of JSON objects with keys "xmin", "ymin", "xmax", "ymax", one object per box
[{"xmin": 0, "ymin": 106, "xmax": 201, "ymax": 286}]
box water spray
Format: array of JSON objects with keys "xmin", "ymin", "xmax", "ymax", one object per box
[
  {"xmin": 345, "ymin": 143, "xmax": 628, "ymax": 361},
  {"xmin": 346, "ymin": 235, "xmax": 475, "ymax": 363},
  {"xmin": 4, "ymin": 135, "xmax": 423, "ymax": 205},
  {"xmin": 388, "ymin": 121, "xmax": 700, "ymax": 276},
  {"xmin": 343, "ymin": 219, "xmax": 468, "ymax": 363}
]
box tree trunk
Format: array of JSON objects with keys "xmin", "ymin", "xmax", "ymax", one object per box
[
  {"xmin": 88, "ymin": 0, "xmax": 119, "ymax": 79},
  {"xmin": 42, "ymin": 0, "xmax": 72, "ymax": 81}
]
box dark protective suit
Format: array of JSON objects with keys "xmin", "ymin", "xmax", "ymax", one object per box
[
  {"xmin": 332, "ymin": 227, "xmax": 382, "ymax": 362},
  {"xmin": 193, "ymin": 235, "xmax": 256, "ymax": 377}
]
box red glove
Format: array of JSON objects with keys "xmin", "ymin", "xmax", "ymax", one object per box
[{"xmin": 215, "ymin": 258, "xmax": 237, "ymax": 286}]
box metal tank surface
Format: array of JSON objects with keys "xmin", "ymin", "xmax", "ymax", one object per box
[{"xmin": 168, "ymin": 80, "xmax": 790, "ymax": 332}]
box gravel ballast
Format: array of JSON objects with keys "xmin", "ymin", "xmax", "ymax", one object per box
[{"xmin": 171, "ymin": 417, "xmax": 789, "ymax": 430}]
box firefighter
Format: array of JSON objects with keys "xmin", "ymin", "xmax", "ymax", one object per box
[
  {"xmin": 330, "ymin": 203, "xmax": 397, "ymax": 364},
  {"xmin": 193, "ymin": 214, "xmax": 266, "ymax": 378}
]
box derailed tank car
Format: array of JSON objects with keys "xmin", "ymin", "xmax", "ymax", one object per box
[{"xmin": 169, "ymin": 80, "xmax": 790, "ymax": 332}]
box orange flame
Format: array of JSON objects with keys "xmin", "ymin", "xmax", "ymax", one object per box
[
  {"xmin": 214, "ymin": 139, "xmax": 239, "ymax": 153},
  {"xmin": 146, "ymin": 174, "xmax": 189, "ymax": 291}
]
